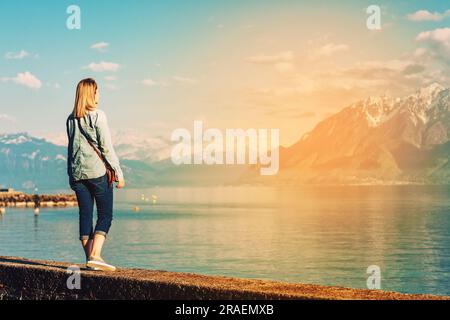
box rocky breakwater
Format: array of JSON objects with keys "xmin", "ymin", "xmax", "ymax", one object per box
[{"xmin": 0, "ymin": 192, "xmax": 78, "ymax": 209}]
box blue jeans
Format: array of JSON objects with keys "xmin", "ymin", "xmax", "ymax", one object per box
[{"xmin": 69, "ymin": 173, "xmax": 113, "ymax": 241}]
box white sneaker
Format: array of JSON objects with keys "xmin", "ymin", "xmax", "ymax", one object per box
[
  {"xmin": 85, "ymin": 264, "xmax": 100, "ymax": 271},
  {"xmin": 87, "ymin": 256, "xmax": 116, "ymax": 272}
]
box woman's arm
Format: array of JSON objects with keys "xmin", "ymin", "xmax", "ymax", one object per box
[
  {"xmin": 66, "ymin": 115, "xmax": 74, "ymax": 179},
  {"xmin": 94, "ymin": 110, "xmax": 124, "ymax": 182}
]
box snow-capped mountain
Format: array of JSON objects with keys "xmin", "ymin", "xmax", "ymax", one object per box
[
  {"xmin": 356, "ymin": 83, "xmax": 446, "ymax": 129},
  {"xmin": 244, "ymin": 83, "xmax": 450, "ymax": 185},
  {"xmin": 112, "ymin": 129, "xmax": 172, "ymax": 163},
  {"xmin": 40, "ymin": 129, "xmax": 172, "ymax": 164},
  {"xmin": 0, "ymin": 133, "xmax": 68, "ymax": 190},
  {"xmin": 0, "ymin": 131, "xmax": 243, "ymax": 190},
  {"xmin": 5, "ymin": 83, "xmax": 450, "ymax": 189},
  {"xmin": 0, "ymin": 131, "xmax": 165, "ymax": 190}
]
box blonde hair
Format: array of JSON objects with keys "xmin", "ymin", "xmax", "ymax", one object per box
[{"xmin": 72, "ymin": 78, "xmax": 98, "ymax": 118}]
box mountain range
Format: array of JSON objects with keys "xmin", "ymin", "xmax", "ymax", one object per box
[
  {"xmin": 245, "ymin": 83, "xmax": 450, "ymax": 185},
  {"xmin": 0, "ymin": 133, "xmax": 247, "ymax": 190},
  {"xmin": 1, "ymin": 83, "xmax": 450, "ymax": 190}
]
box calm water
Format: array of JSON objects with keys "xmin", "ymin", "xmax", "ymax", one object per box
[{"xmin": 1, "ymin": 186, "xmax": 450, "ymax": 296}]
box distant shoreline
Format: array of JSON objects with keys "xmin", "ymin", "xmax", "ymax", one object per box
[{"xmin": 0, "ymin": 191, "xmax": 77, "ymax": 209}]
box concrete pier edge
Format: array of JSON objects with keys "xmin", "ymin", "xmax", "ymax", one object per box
[{"xmin": 0, "ymin": 256, "xmax": 448, "ymax": 300}]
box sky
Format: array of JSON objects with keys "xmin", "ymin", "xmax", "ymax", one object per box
[{"xmin": 0, "ymin": 0, "xmax": 449, "ymax": 147}]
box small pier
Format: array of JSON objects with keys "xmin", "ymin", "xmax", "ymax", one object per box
[{"xmin": 0, "ymin": 188, "xmax": 77, "ymax": 209}]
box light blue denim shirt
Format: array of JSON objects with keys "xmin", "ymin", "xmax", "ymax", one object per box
[{"xmin": 66, "ymin": 109, "xmax": 124, "ymax": 182}]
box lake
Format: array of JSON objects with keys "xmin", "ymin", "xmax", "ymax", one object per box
[{"xmin": 1, "ymin": 185, "xmax": 449, "ymax": 296}]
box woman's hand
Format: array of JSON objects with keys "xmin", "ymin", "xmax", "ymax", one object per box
[{"xmin": 116, "ymin": 179, "xmax": 126, "ymax": 189}]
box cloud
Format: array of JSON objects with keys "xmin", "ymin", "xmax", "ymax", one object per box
[
  {"xmin": 0, "ymin": 114, "xmax": 16, "ymax": 123},
  {"xmin": 5, "ymin": 50, "xmax": 29, "ymax": 59},
  {"xmin": 407, "ymin": 9, "xmax": 450, "ymax": 22},
  {"xmin": 416, "ymin": 27, "xmax": 450, "ymax": 45},
  {"xmin": 4, "ymin": 50, "xmax": 38, "ymax": 60},
  {"xmin": 416, "ymin": 28, "xmax": 450, "ymax": 63},
  {"xmin": 142, "ymin": 78, "xmax": 157, "ymax": 87},
  {"xmin": 241, "ymin": 31, "xmax": 450, "ymax": 123},
  {"xmin": 305, "ymin": 42, "xmax": 349, "ymax": 61},
  {"xmin": 325, "ymin": 60, "xmax": 431, "ymax": 89},
  {"xmin": 246, "ymin": 51, "xmax": 295, "ymax": 73},
  {"xmin": 266, "ymin": 108, "xmax": 316, "ymax": 118},
  {"xmin": 307, "ymin": 55, "xmax": 450, "ymax": 96},
  {"xmin": 90, "ymin": 42, "xmax": 109, "ymax": 52},
  {"xmin": 402, "ymin": 64, "xmax": 426, "ymax": 75},
  {"xmin": 83, "ymin": 61, "xmax": 120, "ymax": 72},
  {"xmin": 315, "ymin": 43, "xmax": 349, "ymax": 57},
  {"xmin": 4, "ymin": 72, "xmax": 42, "ymax": 89},
  {"xmin": 1, "ymin": 72, "xmax": 43, "ymax": 89},
  {"xmin": 336, "ymin": 60, "xmax": 415, "ymax": 77},
  {"xmin": 246, "ymin": 51, "xmax": 294, "ymax": 64},
  {"xmin": 244, "ymin": 53, "xmax": 446, "ymax": 117},
  {"xmin": 104, "ymin": 75, "xmax": 117, "ymax": 81}
]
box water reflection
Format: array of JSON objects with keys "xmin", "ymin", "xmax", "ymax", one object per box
[
  {"xmin": 0, "ymin": 186, "xmax": 449, "ymax": 296},
  {"xmin": 33, "ymin": 215, "xmax": 39, "ymax": 239}
]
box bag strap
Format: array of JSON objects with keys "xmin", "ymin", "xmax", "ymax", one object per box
[{"xmin": 76, "ymin": 117, "xmax": 111, "ymax": 170}]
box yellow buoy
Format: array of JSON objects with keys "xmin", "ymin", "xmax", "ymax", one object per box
[
  {"xmin": 34, "ymin": 208, "xmax": 40, "ymax": 215},
  {"xmin": 133, "ymin": 206, "xmax": 140, "ymax": 213}
]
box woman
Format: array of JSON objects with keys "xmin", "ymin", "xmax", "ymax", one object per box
[{"xmin": 66, "ymin": 78, "xmax": 125, "ymax": 271}]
